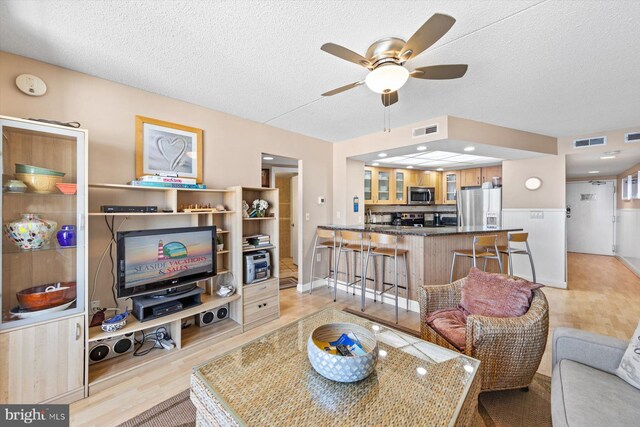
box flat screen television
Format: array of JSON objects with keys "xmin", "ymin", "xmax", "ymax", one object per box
[{"xmin": 116, "ymin": 226, "xmax": 216, "ymax": 298}]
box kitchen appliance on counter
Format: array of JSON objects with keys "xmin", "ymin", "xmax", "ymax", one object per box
[
  {"xmin": 425, "ymin": 214, "xmax": 457, "ymax": 227},
  {"xmin": 407, "ymin": 186, "xmax": 435, "ymax": 205},
  {"xmin": 457, "ymin": 188, "xmax": 502, "ymax": 228},
  {"xmin": 400, "ymin": 213, "xmax": 424, "ymax": 227}
]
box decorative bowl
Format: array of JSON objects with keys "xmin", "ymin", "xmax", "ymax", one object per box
[
  {"xmin": 16, "ymin": 281, "xmax": 77, "ymax": 311},
  {"xmin": 307, "ymin": 322, "xmax": 378, "ymax": 382},
  {"xmin": 15, "ymin": 173, "xmax": 63, "ymax": 193},
  {"xmin": 3, "ymin": 213, "xmax": 57, "ymax": 250},
  {"xmin": 55, "ymin": 183, "xmax": 77, "ymax": 195},
  {"xmin": 101, "ymin": 311, "xmax": 129, "ymax": 332},
  {"xmin": 15, "ymin": 163, "xmax": 65, "ymax": 177}
]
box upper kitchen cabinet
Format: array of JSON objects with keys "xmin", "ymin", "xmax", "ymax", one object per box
[
  {"xmin": 393, "ymin": 169, "xmax": 406, "ymax": 204},
  {"xmin": 442, "ymin": 170, "xmax": 460, "ymax": 205},
  {"xmin": 481, "ymin": 165, "xmax": 502, "ymax": 185},
  {"xmin": 375, "ymin": 168, "xmax": 393, "ymax": 204},
  {"xmin": 460, "ymin": 168, "xmax": 482, "ymax": 187},
  {"xmin": 364, "ymin": 167, "xmax": 373, "ymax": 203}
]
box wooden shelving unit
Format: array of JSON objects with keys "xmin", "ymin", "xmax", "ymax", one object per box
[
  {"xmin": 231, "ymin": 186, "xmax": 280, "ymax": 331},
  {"xmin": 86, "ymin": 183, "xmax": 242, "ymax": 395}
]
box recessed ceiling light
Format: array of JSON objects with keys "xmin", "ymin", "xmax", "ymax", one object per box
[
  {"xmin": 588, "ymin": 170, "xmax": 600, "ymax": 174},
  {"xmin": 436, "ymin": 168, "xmax": 444, "ymax": 171},
  {"xmin": 263, "ymin": 156, "xmax": 274, "ymax": 160},
  {"xmin": 372, "ymin": 162, "xmax": 380, "ymax": 166},
  {"xmin": 406, "ymin": 165, "xmax": 414, "ymax": 169},
  {"xmin": 463, "ymin": 146, "xmax": 475, "ymax": 152},
  {"xmin": 600, "ymin": 155, "xmax": 616, "ymax": 160},
  {"xmin": 416, "ymin": 146, "xmax": 427, "ymax": 151},
  {"xmin": 378, "ymin": 153, "xmax": 387, "ymax": 158}
]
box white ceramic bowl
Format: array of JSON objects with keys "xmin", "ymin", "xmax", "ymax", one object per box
[{"xmin": 307, "ymin": 322, "xmax": 378, "ymax": 382}]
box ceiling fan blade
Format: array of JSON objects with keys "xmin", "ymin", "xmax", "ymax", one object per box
[
  {"xmin": 411, "ymin": 64, "xmax": 468, "ymax": 80},
  {"xmin": 400, "ymin": 13, "xmax": 456, "ymax": 60},
  {"xmin": 381, "ymin": 91, "xmax": 398, "ymax": 107},
  {"xmin": 321, "ymin": 81, "xmax": 364, "ymax": 97},
  {"xmin": 321, "ymin": 43, "xmax": 372, "ymax": 68}
]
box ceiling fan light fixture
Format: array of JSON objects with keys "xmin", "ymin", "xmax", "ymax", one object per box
[{"xmin": 365, "ymin": 64, "xmax": 409, "ymax": 94}]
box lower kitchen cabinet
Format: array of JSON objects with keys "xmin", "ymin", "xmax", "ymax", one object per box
[{"xmin": 0, "ymin": 315, "xmax": 85, "ymax": 403}]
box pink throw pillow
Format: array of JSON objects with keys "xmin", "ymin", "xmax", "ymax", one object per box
[{"xmin": 460, "ymin": 268, "xmax": 543, "ymax": 318}]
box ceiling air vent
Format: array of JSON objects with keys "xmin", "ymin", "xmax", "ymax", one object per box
[
  {"xmin": 625, "ymin": 132, "xmax": 640, "ymax": 143},
  {"xmin": 412, "ymin": 124, "xmax": 438, "ymax": 138},
  {"xmin": 572, "ymin": 136, "xmax": 606, "ymax": 148}
]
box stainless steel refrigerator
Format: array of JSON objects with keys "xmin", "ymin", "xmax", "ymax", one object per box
[{"xmin": 457, "ymin": 188, "xmax": 502, "ymax": 228}]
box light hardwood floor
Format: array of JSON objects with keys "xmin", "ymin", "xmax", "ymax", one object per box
[{"xmin": 70, "ymin": 253, "xmax": 640, "ymax": 426}]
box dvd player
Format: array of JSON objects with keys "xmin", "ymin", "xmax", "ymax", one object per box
[{"xmin": 101, "ymin": 205, "xmax": 158, "ymax": 213}]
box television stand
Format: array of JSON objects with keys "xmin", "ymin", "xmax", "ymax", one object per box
[{"xmin": 132, "ymin": 286, "xmax": 204, "ymax": 322}]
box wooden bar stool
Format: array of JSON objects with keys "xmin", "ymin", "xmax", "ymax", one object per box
[
  {"xmin": 334, "ymin": 230, "xmax": 372, "ymax": 304},
  {"xmin": 309, "ymin": 228, "xmax": 338, "ymax": 294},
  {"xmin": 496, "ymin": 232, "xmax": 536, "ymax": 283},
  {"xmin": 450, "ymin": 234, "xmax": 502, "ymax": 283},
  {"xmin": 365, "ymin": 233, "xmax": 408, "ymax": 324}
]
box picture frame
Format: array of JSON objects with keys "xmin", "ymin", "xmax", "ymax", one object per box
[{"xmin": 135, "ymin": 115, "xmax": 203, "ymax": 183}]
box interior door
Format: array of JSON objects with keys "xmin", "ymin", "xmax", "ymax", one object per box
[
  {"xmin": 291, "ymin": 175, "xmax": 298, "ymax": 265},
  {"xmin": 566, "ymin": 181, "xmax": 615, "ymax": 255}
]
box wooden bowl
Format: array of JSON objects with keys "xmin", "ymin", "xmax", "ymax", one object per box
[
  {"xmin": 307, "ymin": 322, "xmax": 378, "ymax": 382},
  {"xmin": 15, "ymin": 173, "xmax": 63, "ymax": 194},
  {"xmin": 16, "ymin": 282, "xmax": 77, "ymax": 311}
]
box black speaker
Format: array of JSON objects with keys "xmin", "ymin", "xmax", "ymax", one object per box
[
  {"xmin": 196, "ymin": 304, "xmax": 229, "ymax": 327},
  {"xmin": 89, "ymin": 332, "xmax": 135, "ymax": 364}
]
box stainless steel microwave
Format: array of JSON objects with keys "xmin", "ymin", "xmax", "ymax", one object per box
[{"xmin": 407, "ymin": 186, "xmax": 436, "ymax": 205}]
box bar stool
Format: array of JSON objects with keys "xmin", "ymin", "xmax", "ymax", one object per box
[
  {"xmin": 334, "ymin": 231, "xmax": 374, "ymax": 306},
  {"xmin": 450, "ymin": 234, "xmax": 502, "ymax": 283},
  {"xmin": 495, "ymin": 232, "xmax": 536, "ymax": 283},
  {"xmin": 309, "ymin": 228, "xmax": 338, "ymax": 294},
  {"xmin": 365, "ymin": 233, "xmax": 408, "ymax": 324}
]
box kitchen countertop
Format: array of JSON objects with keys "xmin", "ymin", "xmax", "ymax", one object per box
[{"xmin": 318, "ymin": 224, "xmax": 523, "ymax": 237}]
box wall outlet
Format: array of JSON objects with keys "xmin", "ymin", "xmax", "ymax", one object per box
[
  {"xmin": 358, "ymin": 216, "xmax": 362, "ymax": 224},
  {"xmin": 305, "ymin": 212, "xmax": 310, "ymax": 221},
  {"xmin": 530, "ymin": 211, "xmax": 544, "ymax": 219},
  {"xmin": 91, "ymin": 300, "xmax": 101, "ymax": 312},
  {"xmin": 316, "ymin": 253, "xmax": 321, "ymax": 262},
  {"xmin": 336, "ymin": 211, "xmax": 341, "ymax": 219}
]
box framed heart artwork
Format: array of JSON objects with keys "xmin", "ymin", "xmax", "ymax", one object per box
[{"xmin": 135, "ymin": 116, "xmax": 203, "ymax": 183}]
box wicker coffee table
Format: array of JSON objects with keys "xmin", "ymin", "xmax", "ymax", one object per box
[{"xmin": 191, "ymin": 308, "xmax": 480, "ymax": 426}]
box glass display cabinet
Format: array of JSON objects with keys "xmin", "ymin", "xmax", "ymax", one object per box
[{"xmin": 1, "ymin": 117, "xmax": 87, "ymax": 330}]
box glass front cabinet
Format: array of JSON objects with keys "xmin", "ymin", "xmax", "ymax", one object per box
[
  {"xmin": 444, "ymin": 171, "xmax": 459, "ymax": 205},
  {"xmin": 0, "ymin": 117, "xmax": 87, "ymax": 404},
  {"xmin": 377, "ymin": 169, "xmax": 390, "ymax": 203}
]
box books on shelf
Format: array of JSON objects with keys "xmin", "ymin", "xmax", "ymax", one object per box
[
  {"xmin": 243, "ymin": 234, "xmax": 271, "ymax": 249},
  {"xmin": 128, "ymin": 180, "xmax": 206, "ymax": 189},
  {"xmin": 138, "ymin": 175, "xmax": 197, "ymax": 185}
]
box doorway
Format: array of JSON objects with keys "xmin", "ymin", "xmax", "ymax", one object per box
[
  {"xmin": 566, "ymin": 180, "xmax": 615, "ymax": 255},
  {"xmin": 262, "ymin": 154, "xmax": 300, "ymax": 290}
]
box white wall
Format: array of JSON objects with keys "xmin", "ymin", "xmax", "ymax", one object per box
[
  {"xmin": 616, "ymin": 209, "xmax": 640, "ymax": 276},
  {"xmin": 502, "ymin": 209, "xmax": 567, "ymax": 288}
]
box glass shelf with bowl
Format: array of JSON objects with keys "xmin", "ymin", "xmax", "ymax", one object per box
[{"xmin": 1, "ymin": 116, "xmax": 87, "ymax": 332}]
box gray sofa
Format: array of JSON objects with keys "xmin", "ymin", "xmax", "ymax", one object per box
[{"xmin": 552, "ymin": 327, "xmax": 640, "ymax": 426}]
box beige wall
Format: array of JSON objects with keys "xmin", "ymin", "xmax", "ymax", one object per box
[
  {"xmin": 502, "ymin": 155, "xmax": 566, "ymax": 209},
  {"xmin": 617, "ymin": 161, "xmax": 640, "ymax": 209},
  {"xmin": 0, "ymin": 52, "xmax": 333, "ymax": 293},
  {"xmin": 345, "ymin": 159, "xmax": 364, "ymax": 225},
  {"xmin": 558, "ymin": 126, "xmax": 640, "ymax": 155}
]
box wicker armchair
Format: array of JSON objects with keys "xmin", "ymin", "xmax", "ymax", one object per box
[{"xmin": 418, "ymin": 278, "xmax": 549, "ymax": 392}]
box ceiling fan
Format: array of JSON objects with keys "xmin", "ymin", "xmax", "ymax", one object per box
[{"xmin": 321, "ymin": 13, "xmax": 468, "ymax": 107}]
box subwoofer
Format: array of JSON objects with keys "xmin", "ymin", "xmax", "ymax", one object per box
[
  {"xmin": 89, "ymin": 332, "xmax": 135, "ymax": 364},
  {"xmin": 196, "ymin": 304, "xmax": 229, "ymax": 327}
]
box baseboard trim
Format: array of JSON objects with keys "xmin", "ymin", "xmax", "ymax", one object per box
[
  {"xmin": 299, "ymin": 279, "xmax": 420, "ymax": 313},
  {"xmin": 616, "ymin": 255, "xmax": 640, "ymax": 278},
  {"xmin": 515, "ymin": 273, "xmax": 567, "ymax": 289}
]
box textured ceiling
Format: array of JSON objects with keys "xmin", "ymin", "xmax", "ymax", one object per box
[{"xmin": 1, "ymin": 1, "xmax": 639, "ymax": 142}]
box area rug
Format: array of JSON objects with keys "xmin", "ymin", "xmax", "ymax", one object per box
[
  {"xmin": 279, "ymin": 277, "xmax": 298, "ymax": 290},
  {"xmin": 117, "ymin": 390, "xmax": 195, "ymax": 427}
]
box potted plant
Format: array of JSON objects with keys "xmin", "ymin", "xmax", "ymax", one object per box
[{"xmin": 216, "ymin": 234, "xmax": 224, "ymax": 251}]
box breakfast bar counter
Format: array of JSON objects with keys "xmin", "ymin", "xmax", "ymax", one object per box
[{"xmin": 317, "ymin": 224, "xmax": 523, "ymax": 302}]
